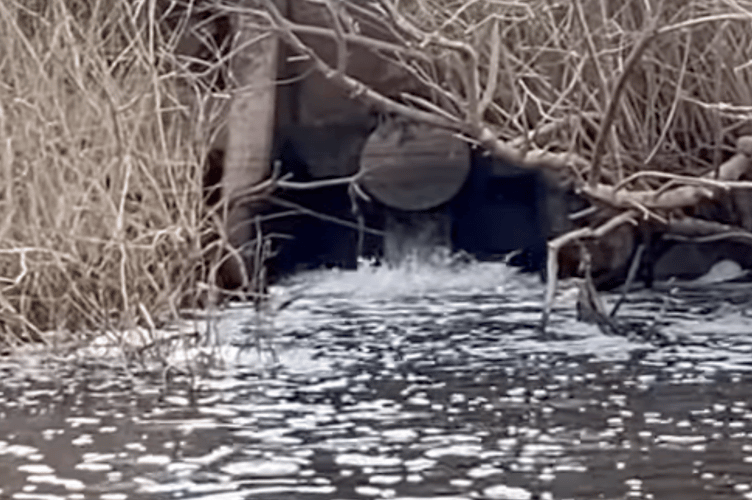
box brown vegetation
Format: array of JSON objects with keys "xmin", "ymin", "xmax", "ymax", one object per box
[
  {"xmin": 0, "ymin": 0, "xmax": 224, "ymax": 345},
  {"xmin": 5, "ymin": 0, "xmax": 752, "ymax": 342}
]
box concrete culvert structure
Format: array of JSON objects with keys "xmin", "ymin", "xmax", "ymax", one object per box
[{"xmin": 359, "ymin": 121, "xmax": 471, "ymax": 212}]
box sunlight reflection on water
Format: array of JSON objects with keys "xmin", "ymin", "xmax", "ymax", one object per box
[{"xmin": 2, "ymin": 259, "xmax": 752, "ymax": 499}]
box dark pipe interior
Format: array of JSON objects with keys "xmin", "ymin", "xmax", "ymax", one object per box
[{"xmin": 253, "ymin": 126, "xmax": 553, "ymax": 281}]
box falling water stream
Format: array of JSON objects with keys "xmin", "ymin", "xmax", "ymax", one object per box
[{"xmin": 2, "ymin": 258, "xmax": 752, "ymax": 500}]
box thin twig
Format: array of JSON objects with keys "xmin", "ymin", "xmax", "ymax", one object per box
[
  {"xmin": 589, "ymin": 14, "xmax": 660, "ymax": 187},
  {"xmin": 478, "ymin": 18, "xmax": 500, "ymax": 117},
  {"xmin": 542, "ymin": 210, "xmax": 638, "ymax": 329},
  {"xmin": 613, "ymin": 169, "xmax": 752, "ymax": 194},
  {"xmin": 268, "ymin": 196, "xmax": 384, "ymax": 236},
  {"xmin": 609, "ymin": 242, "xmax": 645, "ymax": 317},
  {"xmin": 323, "ymin": 0, "xmax": 348, "ymax": 74}
]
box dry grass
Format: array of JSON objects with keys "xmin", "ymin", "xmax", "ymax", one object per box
[
  {"xmin": 0, "ymin": 0, "xmax": 223, "ymax": 346},
  {"xmin": 396, "ymin": 0, "xmax": 752, "ymax": 183}
]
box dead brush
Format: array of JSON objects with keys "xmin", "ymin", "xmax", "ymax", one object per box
[
  {"xmin": 3, "ymin": 0, "xmax": 752, "ymax": 345},
  {"xmin": 0, "ymin": 0, "xmax": 226, "ymax": 348},
  {"xmin": 391, "ymin": 0, "xmax": 752, "ymax": 178}
]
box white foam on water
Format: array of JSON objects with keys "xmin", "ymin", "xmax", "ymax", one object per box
[
  {"xmin": 99, "ymin": 494, "xmax": 128, "ymax": 500},
  {"xmin": 25, "ymin": 475, "xmax": 85, "ymax": 491},
  {"xmin": 483, "ymin": 484, "xmax": 533, "ymax": 500},
  {"xmin": 221, "ymin": 459, "xmax": 301, "ymax": 477},
  {"xmin": 17, "ymin": 464, "xmax": 54, "ymax": 474},
  {"xmin": 279, "ymin": 257, "xmax": 519, "ymax": 301},
  {"xmin": 369, "ymin": 474, "xmax": 403, "ymax": 485},
  {"xmin": 136, "ymin": 454, "xmax": 172, "ymax": 466},
  {"xmin": 335, "ymin": 452, "xmax": 402, "ymax": 468},
  {"xmin": 74, "ymin": 462, "xmax": 111, "ymax": 472},
  {"xmin": 0, "ymin": 443, "xmax": 40, "ymax": 458},
  {"xmin": 676, "ymin": 259, "xmax": 747, "ymax": 286},
  {"xmin": 424, "ymin": 444, "xmax": 483, "ymax": 459}
]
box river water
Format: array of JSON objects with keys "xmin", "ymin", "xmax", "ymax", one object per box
[{"xmin": 2, "ymin": 259, "xmax": 752, "ymax": 500}]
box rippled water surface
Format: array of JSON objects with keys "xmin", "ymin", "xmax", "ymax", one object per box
[{"xmin": 3, "ymin": 261, "xmax": 752, "ymax": 500}]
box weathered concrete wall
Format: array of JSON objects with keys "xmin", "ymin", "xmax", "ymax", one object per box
[
  {"xmin": 276, "ymin": 122, "xmax": 375, "ymax": 179},
  {"xmin": 287, "ymin": 0, "xmax": 419, "ymax": 127},
  {"xmin": 219, "ymin": 0, "xmax": 288, "ymax": 288}
]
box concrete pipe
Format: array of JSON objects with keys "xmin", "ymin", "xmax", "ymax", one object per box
[{"xmin": 359, "ymin": 122, "xmax": 471, "ymax": 211}]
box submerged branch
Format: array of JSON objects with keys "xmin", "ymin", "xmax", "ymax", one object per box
[{"xmin": 542, "ymin": 211, "xmax": 639, "ymax": 329}]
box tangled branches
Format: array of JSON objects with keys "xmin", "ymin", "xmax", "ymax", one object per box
[{"xmin": 213, "ymin": 0, "xmax": 752, "ymax": 326}]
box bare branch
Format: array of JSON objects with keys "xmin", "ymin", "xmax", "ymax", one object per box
[
  {"xmin": 589, "ymin": 16, "xmax": 659, "ymax": 187},
  {"xmin": 375, "ymin": 0, "xmax": 482, "ymax": 127},
  {"xmin": 614, "ymin": 171, "xmax": 741, "ymax": 194},
  {"xmin": 323, "ymin": 0, "xmax": 349, "ymax": 74},
  {"xmin": 220, "ymin": 1, "xmax": 433, "ymax": 63},
  {"xmin": 260, "ymin": 0, "xmax": 460, "ymax": 130},
  {"xmin": 542, "ymin": 210, "xmax": 639, "ymax": 329},
  {"xmin": 478, "ymin": 18, "xmax": 500, "ymax": 117},
  {"xmin": 657, "ymin": 13, "xmax": 752, "ymax": 36}
]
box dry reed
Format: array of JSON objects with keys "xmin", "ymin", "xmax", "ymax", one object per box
[
  {"xmin": 395, "ymin": 0, "xmax": 752, "ymax": 182},
  {"xmin": 0, "ymin": 0, "xmax": 222, "ymax": 346}
]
